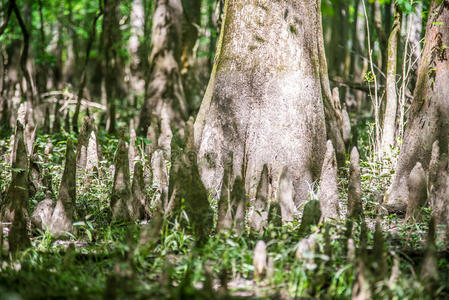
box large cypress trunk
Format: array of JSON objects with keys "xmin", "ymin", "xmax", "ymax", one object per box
[
  {"xmin": 385, "ymin": 0, "xmax": 449, "ymax": 211},
  {"xmin": 195, "ymin": 0, "xmax": 327, "ymax": 203}
]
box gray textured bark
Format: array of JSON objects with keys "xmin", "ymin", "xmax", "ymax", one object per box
[
  {"xmin": 385, "ymin": 1, "xmax": 449, "ymax": 211},
  {"xmin": 381, "ymin": 6, "xmax": 401, "ymax": 155},
  {"xmin": 195, "ymin": 0, "xmax": 327, "ymax": 207},
  {"xmin": 132, "ymin": 161, "xmax": 149, "ymax": 219},
  {"xmin": 76, "ymin": 116, "xmax": 94, "ymax": 171},
  {"xmin": 406, "ymin": 1, "xmax": 423, "ymax": 92},
  {"xmin": 429, "ymin": 147, "xmax": 449, "ymax": 228},
  {"xmin": 4, "ymin": 121, "xmax": 30, "ymax": 252},
  {"xmin": 405, "ymin": 162, "xmax": 427, "ymax": 222},
  {"xmin": 111, "ymin": 135, "xmax": 134, "ymax": 222},
  {"xmin": 231, "ymin": 176, "xmax": 246, "ymax": 233},
  {"xmin": 85, "ymin": 131, "xmax": 100, "ymax": 172},
  {"xmin": 2, "ymin": 121, "xmax": 29, "ymax": 224},
  {"xmin": 277, "ymin": 167, "xmax": 297, "ymax": 223},
  {"xmin": 129, "ymin": 0, "xmax": 144, "ymax": 61},
  {"xmin": 217, "ymin": 159, "xmax": 233, "ymax": 233},
  {"xmin": 180, "ymin": 0, "xmax": 202, "ymax": 111},
  {"xmin": 348, "ymin": 147, "xmax": 362, "ymax": 218},
  {"xmin": 102, "ymin": 0, "xmax": 125, "ymax": 134},
  {"xmin": 129, "ymin": 120, "xmax": 137, "ymax": 172},
  {"xmin": 168, "ymin": 117, "xmax": 213, "ymax": 241},
  {"xmin": 319, "ymin": 140, "xmax": 339, "ymax": 221},
  {"xmin": 248, "ymin": 164, "xmax": 270, "ymax": 233},
  {"xmin": 298, "ymin": 200, "xmax": 320, "ymax": 236},
  {"xmin": 138, "ymin": 0, "xmax": 188, "ymax": 132},
  {"xmin": 31, "ymin": 198, "xmax": 54, "ymax": 230}
]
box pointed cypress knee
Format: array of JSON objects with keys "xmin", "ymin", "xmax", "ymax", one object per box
[
  {"xmin": 151, "ymin": 149, "xmax": 169, "ymax": 214},
  {"xmin": 428, "ymin": 141, "xmax": 440, "ymax": 189},
  {"xmin": 28, "ymin": 154, "xmax": 43, "ymax": 198},
  {"xmin": 168, "ymin": 117, "xmax": 213, "ymax": 242},
  {"xmin": 372, "ymin": 221, "xmax": 387, "ymax": 281},
  {"xmin": 158, "ymin": 105, "xmax": 172, "ymax": 159},
  {"xmin": 253, "ymin": 240, "xmax": 267, "ymax": 280},
  {"xmin": 249, "ymin": 164, "xmax": 270, "ymax": 233},
  {"xmin": 405, "ymin": 162, "xmax": 427, "ymax": 222},
  {"xmin": 129, "ymin": 120, "xmax": 137, "ymax": 172},
  {"xmin": 420, "ymin": 217, "xmax": 438, "ymax": 293},
  {"xmin": 138, "ymin": 209, "xmax": 163, "ymax": 255},
  {"xmin": 50, "ymin": 139, "xmax": 77, "ymax": 237},
  {"xmin": 298, "ymin": 200, "xmax": 321, "ymax": 236},
  {"xmin": 217, "ymin": 157, "xmax": 233, "ymax": 233},
  {"xmin": 319, "ymin": 140, "xmax": 340, "ymax": 221},
  {"xmin": 278, "ymin": 166, "xmax": 297, "ymax": 223},
  {"xmin": 342, "ymin": 105, "xmax": 351, "ymax": 149},
  {"xmin": 6, "ymin": 121, "xmax": 31, "ymax": 252},
  {"xmin": 428, "ymin": 141, "xmax": 440, "ymax": 209},
  {"xmin": 232, "ymin": 176, "xmax": 246, "ymax": 234},
  {"xmin": 24, "ymin": 122, "xmax": 36, "ymax": 156},
  {"xmin": 85, "ymin": 131, "xmax": 100, "ymax": 172},
  {"xmin": 52, "ymin": 102, "xmax": 62, "ymax": 134},
  {"xmin": 352, "ymin": 259, "xmax": 372, "ymax": 300},
  {"xmin": 111, "ymin": 133, "xmax": 133, "ymax": 222},
  {"xmin": 132, "ymin": 161, "xmax": 149, "ymax": 219},
  {"xmin": 348, "ymin": 147, "xmax": 363, "ymax": 219},
  {"xmin": 76, "ymin": 116, "xmax": 95, "ymax": 170},
  {"xmin": 31, "ymin": 196, "xmax": 55, "ymax": 231}
]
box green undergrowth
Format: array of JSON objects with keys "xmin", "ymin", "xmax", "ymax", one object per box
[{"xmin": 0, "ymin": 124, "xmax": 448, "ymax": 299}]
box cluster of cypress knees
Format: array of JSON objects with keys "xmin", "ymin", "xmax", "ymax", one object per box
[{"xmin": 0, "ymin": 101, "xmax": 441, "ymax": 296}]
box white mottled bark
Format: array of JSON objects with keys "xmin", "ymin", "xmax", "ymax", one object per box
[
  {"xmin": 129, "ymin": 0, "xmax": 144, "ymax": 56},
  {"xmin": 195, "ymin": 0, "xmax": 327, "ymax": 205},
  {"xmin": 386, "ymin": 1, "xmax": 449, "ymax": 211}
]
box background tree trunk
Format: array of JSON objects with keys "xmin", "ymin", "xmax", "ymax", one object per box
[
  {"xmin": 195, "ymin": 0, "xmax": 327, "ymax": 204},
  {"xmin": 381, "ymin": 5, "xmax": 401, "ymax": 156},
  {"xmin": 138, "ymin": 0, "xmax": 188, "ymax": 133},
  {"xmin": 102, "ymin": 0, "xmax": 124, "ymax": 134},
  {"xmin": 385, "ymin": 0, "xmax": 449, "ymax": 211}
]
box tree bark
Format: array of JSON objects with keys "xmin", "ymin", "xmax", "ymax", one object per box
[
  {"xmin": 385, "ymin": 0, "xmax": 449, "ymax": 211},
  {"xmin": 180, "ymin": 0, "xmax": 202, "ymax": 113},
  {"xmin": 138, "ymin": 0, "xmax": 188, "ymax": 133},
  {"xmin": 129, "ymin": 0, "xmax": 145, "ymax": 63},
  {"xmin": 72, "ymin": 1, "xmax": 103, "ymax": 133},
  {"xmin": 11, "ymin": 0, "xmax": 36, "ymax": 104},
  {"xmin": 194, "ymin": 0, "xmax": 327, "ymax": 204},
  {"xmin": 374, "ymin": 1, "xmax": 388, "ymax": 75},
  {"xmin": 381, "ymin": 6, "xmax": 401, "ymax": 155},
  {"xmin": 102, "ymin": 0, "xmax": 124, "ymax": 134}
]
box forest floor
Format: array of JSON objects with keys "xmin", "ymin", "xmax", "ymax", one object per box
[{"xmin": 0, "ymin": 122, "xmax": 448, "ymax": 300}]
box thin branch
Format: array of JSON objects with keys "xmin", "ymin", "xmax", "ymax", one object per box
[{"xmin": 330, "ymin": 77, "xmax": 383, "ymax": 93}]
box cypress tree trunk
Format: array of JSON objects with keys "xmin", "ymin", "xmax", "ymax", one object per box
[
  {"xmin": 102, "ymin": 0, "xmax": 124, "ymax": 134},
  {"xmin": 195, "ymin": 0, "xmax": 328, "ymax": 204},
  {"xmin": 385, "ymin": 0, "xmax": 449, "ymax": 211},
  {"xmin": 381, "ymin": 5, "xmax": 401, "ymax": 155},
  {"xmin": 138, "ymin": 0, "xmax": 188, "ymax": 133}
]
